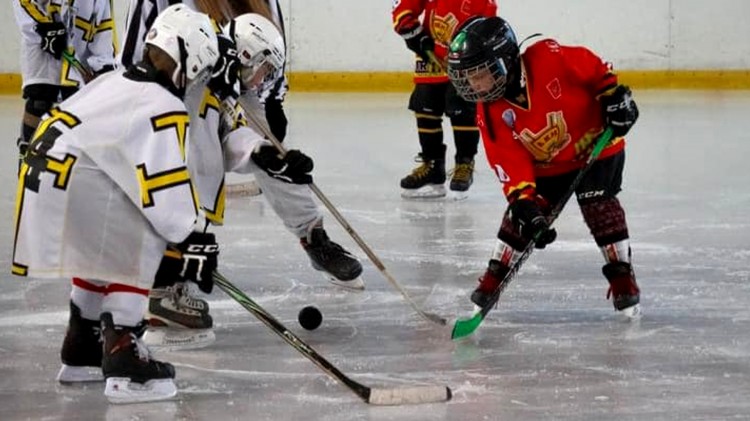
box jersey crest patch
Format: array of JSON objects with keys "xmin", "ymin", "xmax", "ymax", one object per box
[{"xmin": 546, "ymin": 78, "xmax": 562, "ymax": 99}]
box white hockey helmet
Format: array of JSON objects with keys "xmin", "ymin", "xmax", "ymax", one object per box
[
  {"xmin": 225, "ymin": 13, "xmax": 285, "ymax": 89},
  {"xmin": 145, "ymin": 4, "xmax": 220, "ymax": 91}
]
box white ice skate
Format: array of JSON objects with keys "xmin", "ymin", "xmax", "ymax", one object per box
[
  {"xmin": 618, "ymin": 303, "xmax": 642, "ymax": 319},
  {"xmin": 57, "ymin": 365, "xmax": 104, "ymax": 384},
  {"xmin": 145, "ymin": 283, "xmax": 216, "ymax": 350},
  {"xmin": 104, "ymin": 377, "xmax": 177, "ymax": 404},
  {"xmin": 401, "ymin": 184, "xmax": 447, "ymax": 199},
  {"xmin": 322, "ymin": 273, "xmax": 366, "ymax": 291},
  {"xmin": 142, "ymin": 326, "xmax": 216, "ymax": 350}
]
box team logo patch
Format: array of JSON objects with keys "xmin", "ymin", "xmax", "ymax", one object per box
[
  {"xmin": 502, "ymin": 109, "xmax": 516, "ymax": 130},
  {"xmin": 546, "ymin": 78, "xmax": 562, "ymax": 99}
]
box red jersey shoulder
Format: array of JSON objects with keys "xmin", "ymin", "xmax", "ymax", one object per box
[{"xmin": 523, "ymin": 38, "xmax": 564, "ymax": 63}]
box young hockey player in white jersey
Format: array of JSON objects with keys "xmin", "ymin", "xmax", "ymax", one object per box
[
  {"xmin": 12, "ymin": 0, "xmax": 116, "ymax": 164},
  {"xmin": 12, "ymin": 5, "xmax": 219, "ymax": 403},
  {"xmin": 117, "ymin": 1, "xmax": 363, "ymax": 348}
]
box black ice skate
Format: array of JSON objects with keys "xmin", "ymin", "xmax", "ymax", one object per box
[
  {"xmin": 400, "ymin": 155, "xmax": 447, "ymax": 199},
  {"xmin": 302, "ymin": 226, "xmax": 364, "ymax": 290},
  {"xmin": 101, "ymin": 313, "xmax": 177, "ymax": 404},
  {"xmin": 57, "ymin": 302, "xmax": 104, "ymax": 384},
  {"xmin": 144, "ymin": 282, "xmax": 215, "ymax": 350},
  {"xmin": 449, "ymin": 157, "xmax": 475, "ymax": 200},
  {"xmin": 470, "ymin": 260, "xmax": 511, "ymax": 309},
  {"xmin": 603, "ymin": 262, "xmax": 641, "ymax": 318}
]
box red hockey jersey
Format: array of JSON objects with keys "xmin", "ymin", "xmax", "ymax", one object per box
[
  {"xmin": 477, "ymin": 38, "xmax": 626, "ymax": 199},
  {"xmin": 392, "ymin": 0, "xmax": 497, "ymax": 83}
]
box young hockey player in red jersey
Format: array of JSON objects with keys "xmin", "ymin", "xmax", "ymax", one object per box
[
  {"xmin": 446, "ymin": 16, "xmax": 641, "ymax": 316},
  {"xmin": 392, "ymin": 0, "xmax": 497, "ymax": 199},
  {"xmin": 13, "ymin": 5, "xmax": 219, "ymax": 402}
]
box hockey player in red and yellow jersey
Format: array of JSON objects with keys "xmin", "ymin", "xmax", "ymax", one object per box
[
  {"xmin": 392, "ymin": 0, "xmax": 497, "ymax": 199},
  {"xmin": 446, "ymin": 16, "xmax": 641, "ymax": 316}
]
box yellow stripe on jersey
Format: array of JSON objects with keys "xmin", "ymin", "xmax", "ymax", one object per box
[
  {"xmin": 59, "ymin": 52, "xmax": 80, "ymax": 87},
  {"xmin": 12, "ymin": 162, "xmax": 30, "ymax": 277},
  {"xmin": 151, "ymin": 112, "xmax": 190, "ymax": 161},
  {"xmin": 46, "ymin": 154, "xmax": 77, "ymax": 190},
  {"xmin": 108, "ymin": 0, "xmax": 118, "ymax": 54},
  {"xmin": 33, "ymin": 107, "xmax": 81, "ymax": 141},
  {"xmin": 75, "ymin": 16, "xmax": 96, "ymax": 43},
  {"xmin": 19, "ymin": 0, "xmax": 52, "ymax": 23},
  {"xmin": 199, "ymin": 89, "xmax": 221, "ymax": 119},
  {"xmin": 203, "ymin": 179, "xmax": 226, "ymax": 225},
  {"xmin": 136, "ymin": 164, "xmax": 192, "ymax": 208}
]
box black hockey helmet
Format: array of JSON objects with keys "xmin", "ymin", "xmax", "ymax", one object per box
[{"xmin": 447, "ymin": 16, "xmax": 520, "ymax": 102}]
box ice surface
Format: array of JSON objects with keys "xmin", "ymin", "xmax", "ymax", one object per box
[{"xmin": 1, "ymin": 91, "xmax": 749, "ymax": 420}]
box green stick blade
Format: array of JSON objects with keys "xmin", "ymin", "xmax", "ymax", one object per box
[{"xmin": 451, "ymin": 312, "xmax": 484, "ymax": 340}]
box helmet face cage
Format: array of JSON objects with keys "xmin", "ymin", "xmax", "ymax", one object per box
[
  {"xmin": 447, "ymin": 16, "xmax": 519, "ymax": 103},
  {"xmin": 228, "ymin": 14, "xmax": 285, "ymax": 91},
  {"xmin": 449, "ymin": 57, "xmax": 508, "ymax": 103}
]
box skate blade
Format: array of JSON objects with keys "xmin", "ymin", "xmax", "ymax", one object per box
[
  {"xmin": 225, "ymin": 180, "xmax": 262, "ymax": 198},
  {"xmin": 105, "ymin": 377, "xmax": 177, "ymax": 404},
  {"xmin": 617, "ymin": 303, "xmax": 642, "ymax": 320},
  {"xmin": 449, "ymin": 189, "xmax": 469, "ymax": 201},
  {"xmin": 57, "ymin": 364, "xmax": 104, "ymax": 384},
  {"xmin": 401, "ymin": 185, "xmax": 446, "ymax": 199},
  {"xmin": 142, "ymin": 327, "xmax": 216, "ymax": 351},
  {"xmin": 324, "ymin": 274, "xmax": 366, "ymax": 291}
]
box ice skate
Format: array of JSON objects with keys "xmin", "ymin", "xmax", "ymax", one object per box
[
  {"xmin": 57, "ymin": 302, "xmax": 104, "ymax": 384},
  {"xmin": 101, "ymin": 313, "xmax": 177, "ymax": 404},
  {"xmin": 302, "ymin": 225, "xmax": 365, "ymax": 290},
  {"xmin": 449, "ymin": 157, "xmax": 474, "ymax": 201},
  {"xmin": 143, "ymin": 282, "xmax": 215, "ymax": 350},
  {"xmin": 470, "ymin": 260, "xmax": 511, "ymax": 308},
  {"xmin": 400, "ymin": 155, "xmax": 446, "ymax": 199},
  {"xmin": 603, "ymin": 262, "xmax": 642, "ymax": 319}
]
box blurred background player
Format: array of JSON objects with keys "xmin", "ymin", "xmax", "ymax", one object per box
[
  {"xmin": 446, "ymin": 16, "xmax": 641, "ymax": 316},
  {"xmin": 392, "ymin": 0, "xmax": 497, "ymax": 199},
  {"xmin": 12, "ymin": 5, "xmax": 219, "ymax": 403},
  {"xmin": 118, "ymin": 2, "xmax": 363, "ymax": 347},
  {"xmin": 12, "ymin": 0, "xmax": 116, "ymax": 166}
]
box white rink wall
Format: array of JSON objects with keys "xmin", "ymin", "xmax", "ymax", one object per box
[{"xmin": 2, "ymin": 0, "xmax": 749, "ymax": 73}]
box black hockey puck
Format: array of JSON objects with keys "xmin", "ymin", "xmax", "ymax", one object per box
[{"xmin": 298, "ymin": 306, "xmax": 322, "ymax": 330}]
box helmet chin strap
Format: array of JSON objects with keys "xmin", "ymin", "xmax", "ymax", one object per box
[{"xmin": 171, "ymin": 37, "xmax": 189, "ymax": 98}]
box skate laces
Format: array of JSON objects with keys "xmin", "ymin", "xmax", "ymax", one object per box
[
  {"xmin": 174, "ymin": 283, "xmax": 206, "ymax": 310},
  {"xmin": 409, "ymin": 161, "xmax": 433, "ymax": 180},
  {"xmin": 450, "ymin": 161, "xmax": 474, "ymax": 181}
]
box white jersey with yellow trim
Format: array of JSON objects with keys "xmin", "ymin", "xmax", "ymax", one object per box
[
  {"xmin": 185, "ymin": 88, "xmax": 264, "ymax": 225},
  {"xmin": 13, "ymin": 69, "xmax": 201, "ymax": 288},
  {"xmin": 13, "ymin": 0, "xmax": 116, "ymax": 87}
]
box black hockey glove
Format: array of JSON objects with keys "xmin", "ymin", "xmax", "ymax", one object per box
[
  {"xmin": 601, "ymin": 85, "xmax": 639, "ymax": 137},
  {"xmin": 509, "ymin": 198, "xmax": 557, "ymax": 249},
  {"xmin": 251, "ymin": 145, "xmax": 313, "ymax": 184},
  {"xmin": 208, "ymin": 34, "xmax": 240, "ymax": 101},
  {"xmin": 264, "ymin": 97, "xmax": 288, "ymax": 142},
  {"xmin": 35, "ymin": 21, "xmax": 67, "ymax": 59},
  {"xmin": 156, "ymin": 232, "xmax": 219, "ymax": 293},
  {"xmin": 400, "ymin": 25, "xmax": 435, "ymax": 62}
]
